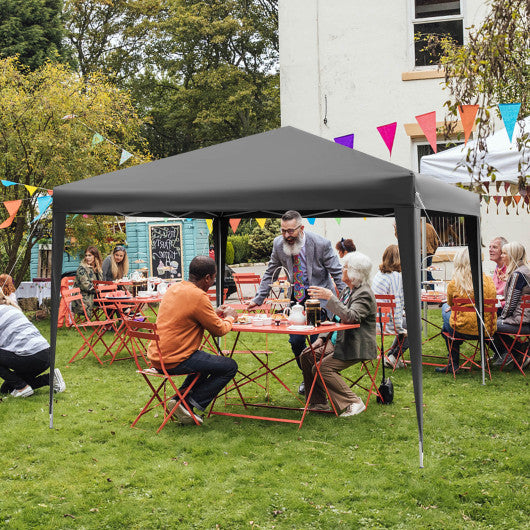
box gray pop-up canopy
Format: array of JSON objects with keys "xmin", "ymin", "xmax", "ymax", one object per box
[{"xmin": 49, "ymin": 126, "xmax": 484, "ymax": 467}]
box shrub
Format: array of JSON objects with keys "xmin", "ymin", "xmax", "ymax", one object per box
[
  {"xmin": 229, "ymin": 235, "xmax": 251, "ymax": 264},
  {"xmin": 249, "ymin": 219, "xmax": 280, "ymax": 262},
  {"xmin": 225, "ymin": 241, "xmax": 235, "ymax": 264}
]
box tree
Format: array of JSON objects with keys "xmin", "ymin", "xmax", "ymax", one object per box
[
  {"xmin": 248, "ymin": 218, "xmax": 280, "ymax": 262},
  {"xmin": 429, "ymin": 0, "xmax": 529, "ymax": 189},
  {"xmin": 0, "ymin": 0, "xmax": 70, "ymax": 69},
  {"xmin": 63, "ymin": 0, "xmax": 280, "ymax": 158},
  {"xmin": 0, "ymin": 58, "xmax": 149, "ymax": 285}
]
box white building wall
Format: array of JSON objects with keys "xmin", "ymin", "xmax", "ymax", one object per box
[{"xmin": 279, "ymin": 0, "xmax": 528, "ymax": 271}]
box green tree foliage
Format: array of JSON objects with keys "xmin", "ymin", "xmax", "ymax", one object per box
[
  {"xmin": 0, "ymin": 58, "xmax": 149, "ymax": 284},
  {"xmin": 64, "ymin": 0, "xmax": 280, "ymax": 159},
  {"xmin": 0, "ymin": 0, "xmax": 69, "ymax": 69},
  {"xmin": 228, "ymin": 234, "xmax": 250, "ymax": 263},
  {"xmin": 248, "ymin": 218, "xmax": 279, "ymax": 262},
  {"xmin": 63, "ymin": 0, "xmax": 164, "ymax": 79},
  {"xmin": 225, "ymin": 240, "xmax": 235, "ymax": 264},
  {"xmin": 429, "ymin": 0, "xmax": 529, "ymax": 189}
]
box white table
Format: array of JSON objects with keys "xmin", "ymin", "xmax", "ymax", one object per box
[{"xmin": 16, "ymin": 281, "xmax": 51, "ymax": 306}]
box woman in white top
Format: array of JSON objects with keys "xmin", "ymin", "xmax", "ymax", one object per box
[
  {"xmin": 0, "ymin": 289, "xmax": 65, "ymax": 397},
  {"xmin": 371, "ymin": 244, "xmax": 408, "ymax": 368}
]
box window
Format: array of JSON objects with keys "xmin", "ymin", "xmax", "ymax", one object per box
[
  {"xmin": 417, "ymin": 141, "xmax": 467, "ymax": 246},
  {"xmin": 413, "ymin": 0, "xmax": 463, "ymax": 66},
  {"xmin": 37, "ymin": 246, "xmax": 52, "ymax": 278}
]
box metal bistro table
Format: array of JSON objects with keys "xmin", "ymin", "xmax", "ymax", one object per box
[{"xmin": 208, "ymin": 321, "xmax": 360, "ymax": 428}]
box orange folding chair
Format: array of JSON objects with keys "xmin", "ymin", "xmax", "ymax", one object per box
[
  {"xmin": 58, "ymin": 276, "xmax": 75, "ymax": 328},
  {"xmin": 374, "ymin": 294, "xmax": 404, "ymax": 370},
  {"xmin": 496, "ymin": 294, "xmax": 530, "ymax": 376},
  {"xmin": 64, "ymin": 287, "xmax": 117, "ymax": 365},
  {"xmin": 344, "ymin": 355, "xmax": 384, "ymax": 407},
  {"xmin": 233, "ymin": 273, "xmax": 261, "ymax": 303},
  {"xmin": 442, "ymin": 297, "xmax": 497, "ymax": 379},
  {"xmin": 129, "ymin": 320, "xmax": 202, "ymax": 431}
]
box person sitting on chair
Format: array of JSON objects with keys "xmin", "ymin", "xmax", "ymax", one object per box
[
  {"xmin": 371, "ymin": 244, "xmax": 408, "ymax": 369},
  {"xmin": 436, "ymin": 248, "xmax": 497, "ymax": 374},
  {"xmin": 489, "ymin": 236, "xmax": 508, "ymax": 312},
  {"xmin": 102, "ymin": 245, "xmax": 129, "ymax": 281},
  {"xmin": 72, "ymin": 246, "xmax": 103, "ymax": 317},
  {"xmin": 299, "ymin": 251, "xmax": 377, "ymax": 417},
  {"xmin": 0, "ymin": 288, "xmax": 65, "ymax": 397},
  {"xmin": 147, "ymin": 256, "xmax": 238, "ymax": 425},
  {"xmin": 492, "ymin": 242, "xmax": 530, "ymax": 368}
]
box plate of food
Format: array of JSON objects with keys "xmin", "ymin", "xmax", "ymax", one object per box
[{"xmin": 287, "ymin": 325, "xmax": 315, "ymax": 331}]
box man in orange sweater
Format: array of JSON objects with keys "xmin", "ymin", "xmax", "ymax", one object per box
[{"xmin": 148, "ymin": 256, "xmax": 238, "ymax": 425}]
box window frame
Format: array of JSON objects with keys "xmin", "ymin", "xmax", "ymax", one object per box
[{"xmin": 409, "ymin": 0, "xmax": 465, "ymax": 69}]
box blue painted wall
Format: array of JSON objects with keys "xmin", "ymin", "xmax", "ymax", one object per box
[{"xmin": 31, "ymin": 219, "xmax": 209, "ymax": 280}]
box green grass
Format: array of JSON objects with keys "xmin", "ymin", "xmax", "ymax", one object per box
[{"xmin": 1, "ymin": 310, "xmax": 528, "ymax": 529}]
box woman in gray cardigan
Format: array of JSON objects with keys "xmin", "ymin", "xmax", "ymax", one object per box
[{"xmin": 300, "ymin": 251, "xmax": 377, "ymax": 417}]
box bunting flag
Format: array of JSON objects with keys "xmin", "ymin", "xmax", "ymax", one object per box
[
  {"xmin": 458, "ymin": 105, "xmax": 479, "ymax": 145},
  {"xmin": 1, "ymin": 180, "xmax": 17, "ymax": 187},
  {"xmin": 334, "ymin": 134, "xmax": 354, "ymax": 149},
  {"xmin": 415, "ymin": 111, "xmax": 437, "ymax": 152},
  {"xmin": 513, "ymin": 195, "xmax": 522, "ymax": 214},
  {"xmin": 482, "ymin": 181, "xmax": 490, "ymax": 193},
  {"xmin": 376, "ymin": 122, "xmax": 397, "ymax": 156},
  {"xmin": 229, "ymin": 218, "xmax": 241, "ymax": 233},
  {"xmin": 255, "ymin": 218, "xmax": 266, "ymax": 229},
  {"xmin": 0, "ymin": 200, "xmax": 22, "ymax": 228},
  {"xmin": 498, "ymin": 103, "xmax": 521, "ymax": 142},
  {"xmin": 483, "ymin": 194, "xmax": 491, "ymax": 213},
  {"xmin": 205, "ymin": 219, "xmax": 213, "ymax": 234},
  {"xmin": 120, "ymin": 150, "xmax": 133, "ymax": 165},
  {"xmin": 92, "ymin": 133, "xmax": 104, "ymax": 146},
  {"xmin": 504, "ymin": 182, "xmax": 510, "ymax": 193},
  {"xmin": 307, "ymin": 218, "xmax": 316, "ymax": 225},
  {"xmin": 32, "ymin": 196, "xmax": 53, "ymax": 223},
  {"xmin": 503, "ymin": 196, "xmax": 512, "ymax": 214},
  {"xmin": 493, "ymin": 195, "xmax": 502, "ymax": 213},
  {"xmin": 24, "ymin": 185, "xmax": 38, "ymax": 196},
  {"xmin": 335, "ymin": 218, "xmax": 342, "ymax": 225},
  {"xmin": 496, "ymin": 181, "xmax": 501, "ymax": 193},
  {"xmin": 509, "ymin": 184, "xmax": 519, "ymax": 196}
]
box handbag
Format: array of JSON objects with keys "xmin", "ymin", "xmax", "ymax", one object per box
[{"xmin": 376, "ymin": 308, "xmax": 394, "ymax": 405}]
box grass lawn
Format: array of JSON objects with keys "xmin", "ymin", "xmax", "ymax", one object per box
[{"xmin": 1, "ymin": 309, "xmax": 528, "ymax": 529}]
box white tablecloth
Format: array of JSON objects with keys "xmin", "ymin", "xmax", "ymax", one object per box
[{"xmin": 16, "ymin": 281, "xmax": 51, "ymax": 305}]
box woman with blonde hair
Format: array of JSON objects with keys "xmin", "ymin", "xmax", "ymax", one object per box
[
  {"xmin": 437, "ymin": 248, "xmax": 497, "ymax": 374},
  {"xmin": 102, "ymin": 245, "xmax": 129, "ymax": 281},
  {"xmin": 72, "ymin": 246, "xmax": 103, "ymax": 316},
  {"xmin": 493, "ymin": 242, "xmax": 530, "ymax": 367},
  {"xmin": 0, "ymin": 289, "xmax": 65, "ymax": 397}
]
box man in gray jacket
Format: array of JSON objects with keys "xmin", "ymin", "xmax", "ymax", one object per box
[{"xmin": 247, "ymin": 210, "xmax": 345, "ymax": 393}]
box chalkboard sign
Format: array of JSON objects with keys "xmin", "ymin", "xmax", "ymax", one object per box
[{"xmin": 148, "ymin": 223, "xmax": 183, "ymax": 279}]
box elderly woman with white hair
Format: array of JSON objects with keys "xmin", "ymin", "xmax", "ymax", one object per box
[{"xmin": 300, "ymin": 251, "xmax": 377, "ymax": 417}]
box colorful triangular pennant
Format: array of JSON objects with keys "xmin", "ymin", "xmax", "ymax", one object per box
[
  {"xmin": 335, "ymin": 218, "xmax": 342, "ymax": 225},
  {"xmin": 415, "ymin": 111, "xmax": 437, "ymax": 152},
  {"xmin": 458, "ymin": 105, "xmax": 479, "ymax": 145},
  {"xmin": 307, "ymin": 218, "xmax": 316, "ymax": 225},
  {"xmin": 376, "ymin": 122, "xmax": 397, "ymax": 156},
  {"xmin": 25, "ymin": 185, "xmax": 38, "ymax": 196},
  {"xmin": 229, "ymin": 219, "xmax": 241, "ymax": 233},
  {"xmin": 92, "ymin": 133, "xmax": 104, "ymax": 146},
  {"xmin": 1, "ymin": 180, "xmax": 17, "ymax": 187},
  {"xmin": 32, "ymin": 196, "xmax": 53, "ymax": 223},
  {"xmin": 205, "ymin": 219, "xmax": 213, "ymax": 234},
  {"xmin": 334, "ymin": 134, "xmax": 354, "ymax": 149},
  {"xmin": 120, "ymin": 149, "xmax": 133, "ymax": 165},
  {"xmin": 255, "ymin": 218, "xmax": 266, "ymax": 229},
  {"xmin": 498, "ymin": 103, "xmax": 521, "ymax": 142},
  {"xmin": 0, "ymin": 200, "xmax": 22, "ymax": 228}
]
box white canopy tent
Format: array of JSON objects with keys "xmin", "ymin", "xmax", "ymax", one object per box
[{"xmin": 420, "ymin": 116, "xmax": 529, "ymax": 184}]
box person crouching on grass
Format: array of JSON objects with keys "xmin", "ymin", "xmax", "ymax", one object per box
[
  {"xmin": 0, "ymin": 289, "xmax": 65, "ymax": 397},
  {"xmin": 147, "ymin": 256, "xmax": 238, "ymax": 425},
  {"xmin": 300, "ymin": 251, "xmax": 377, "ymax": 417}
]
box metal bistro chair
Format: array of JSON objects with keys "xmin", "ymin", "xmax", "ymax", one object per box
[{"xmin": 129, "ymin": 320, "xmax": 202, "ymax": 432}]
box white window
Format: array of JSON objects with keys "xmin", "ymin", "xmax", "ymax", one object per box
[{"xmin": 412, "ymin": 0, "xmax": 464, "ymax": 67}]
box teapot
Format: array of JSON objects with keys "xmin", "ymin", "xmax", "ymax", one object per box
[{"xmin": 283, "ymin": 302, "xmax": 306, "ymax": 325}]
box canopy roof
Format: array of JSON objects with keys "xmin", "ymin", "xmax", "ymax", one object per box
[
  {"xmin": 49, "ymin": 126, "xmax": 486, "ymax": 468},
  {"xmin": 420, "ymin": 116, "xmax": 530, "ymax": 184},
  {"xmin": 53, "ymin": 126, "xmax": 479, "ymax": 218}
]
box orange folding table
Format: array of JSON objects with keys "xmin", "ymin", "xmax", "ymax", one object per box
[{"xmin": 208, "ymin": 321, "xmax": 359, "ymax": 428}]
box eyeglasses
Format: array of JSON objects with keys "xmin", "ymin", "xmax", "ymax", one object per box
[{"xmin": 281, "ymin": 225, "xmax": 302, "ymax": 235}]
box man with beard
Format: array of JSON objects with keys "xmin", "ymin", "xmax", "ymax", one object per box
[{"xmin": 247, "ymin": 211, "xmax": 345, "ymax": 394}]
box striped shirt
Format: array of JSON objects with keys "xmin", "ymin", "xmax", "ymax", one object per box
[
  {"xmin": 0, "ymin": 305, "xmax": 49, "ymax": 356},
  {"xmin": 371, "ymin": 271, "xmax": 405, "ymax": 334}
]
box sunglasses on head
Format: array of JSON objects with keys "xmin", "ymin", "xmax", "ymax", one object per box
[{"xmin": 114, "ymin": 245, "xmax": 126, "ymax": 252}]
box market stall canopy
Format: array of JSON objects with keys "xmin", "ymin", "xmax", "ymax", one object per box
[
  {"xmin": 52, "ymin": 126, "xmax": 479, "ymax": 218},
  {"xmin": 420, "ymin": 116, "xmax": 530, "ymax": 184}
]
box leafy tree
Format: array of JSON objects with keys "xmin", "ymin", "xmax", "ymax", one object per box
[
  {"xmin": 428, "ymin": 0, "xmax": 529, "ymax": 189},
  {"xmin": 0, "ymin": 0, "xmax": 69, "ymax": 69},
  {"xmin": 63, "ymin": 0, "xmax": 164, "ymax": 79},
  {"xmin": 0, "ymin": 58, "xmax": 149, "ymax": 285}
]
